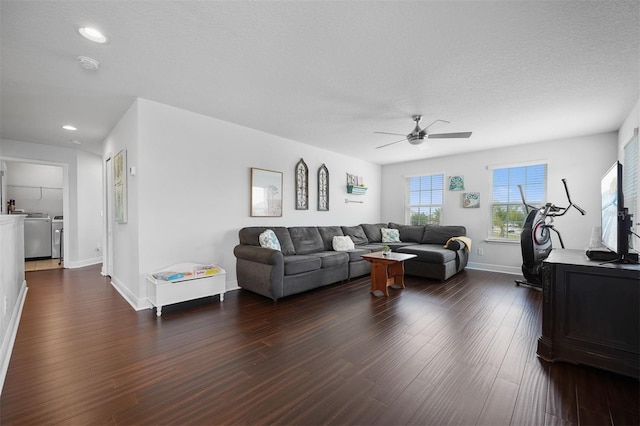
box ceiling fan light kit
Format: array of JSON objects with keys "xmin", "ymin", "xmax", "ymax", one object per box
[
  {"xmin": 374, "ymin": 115, "xmax": 472, "ymax": 149},
  {"xmin": 408, "ymin": 136, "xmax": 423, "ymax": 145}
]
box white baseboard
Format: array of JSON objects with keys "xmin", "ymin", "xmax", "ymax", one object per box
[
  {"xmin": 64, "ymin": 256, "xmax": 102, "ymax": 269},
  {"xmin": 226, "ymin": 280, "xmax": 240, "ymax": 291},
  {"xmin": 110, "ymin": 276, "xmax": 150, "ymax": 311},
  {"xmin": 0, "ymin": 280, "xmax": 28, "ymax": 395},
  {"xmin": 466, "ymin": 262, "xmax": 522, "ymax": 276}
]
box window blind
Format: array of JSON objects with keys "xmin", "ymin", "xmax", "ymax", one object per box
[
  {"xmin": 490, "ymin": 163, "xmax": 547, "ymax": 239},
  {"xmin": 624, "ymin": 131, "xmax": 638, "ymax": 249},
  {"xmin": 406, "ymin": 174, "xmax": 443, "ymax": 225}
]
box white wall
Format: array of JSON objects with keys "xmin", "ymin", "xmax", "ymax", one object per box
[
  {"xmin": 618, "ymin": 99, "xmax": 639, "ymax": 153},
  {"xmin": 101, "ymin": 100, "xmax": 140, "ymax": 304},
  {"xmin": 5, "ymin": 162, "xmax": 63, "ymax": 217},
  {"xmin": 381, "ymin": 132, "xmax": 618, "ymax": 273},
  {"xmin": 0, "ymin": 139, "xmax": 103, "ymax": 268},
  {"xmin": 103, "ymin": 98, "xmax": 382, "ymax": 309},
  {"xmin": 0, "ymin": 216, "xmax": 27, "ymax": 394},
  {"xmin": 0, "ymin": 161, "xmax": 7, "ymax": 215},
  {"xmin": 75, "ymin": 151, "xmax": 104, "ymax": 266}
]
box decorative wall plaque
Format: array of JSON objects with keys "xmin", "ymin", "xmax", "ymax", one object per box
[
  {"xmin": 318, "ymin": 164, "xmax": 329, "ymax": 211},
  {"xmin": 295, "ymin": 158, "xmax": 308, "ymax": 210}
]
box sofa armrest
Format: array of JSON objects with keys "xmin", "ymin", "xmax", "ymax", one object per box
[
  {"xmin": 234, "ymin": 245, "xmax": 285, "ymax": 300},
  {"xmin": 445, "ymin": 240, "xmax": 463, "ymax": 250},
  {"xmin": 234, "ymin": 245, "xmax": 283, "ymax": 265},
  {"xmin": 444, "ymin": 236, "xmax": 472, "ymax": 252}
]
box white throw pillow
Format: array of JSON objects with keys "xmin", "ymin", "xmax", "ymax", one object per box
[
  {"xmin": 332, "ymin": 235, "xmax": 355, "ymax": 251},
  {"xmin": 381, "ymin": 228, "xmax": 401, "ymax": 243},
  {"xmin": 259, "ymin": 229, "xmax": 281, "ymax": 251}
]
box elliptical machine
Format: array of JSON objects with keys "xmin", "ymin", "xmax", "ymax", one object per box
[{"xmin": 515, "ymin": 179, "xmax": 586, "ymax": 288}]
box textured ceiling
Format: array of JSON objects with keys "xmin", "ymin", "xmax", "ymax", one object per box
[{"xmin": 1, "ymin": 1, "xmax": 638, "ymax": 164}]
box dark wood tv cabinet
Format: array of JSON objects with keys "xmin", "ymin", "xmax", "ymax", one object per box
[{"xmin": 537, "ymin": 249, "xmax": 639, "ymax": 378}]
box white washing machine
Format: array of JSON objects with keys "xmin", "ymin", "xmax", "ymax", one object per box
[{"xmin": 52, "ymin": 216, "xmax": 63, "ymax": 259}]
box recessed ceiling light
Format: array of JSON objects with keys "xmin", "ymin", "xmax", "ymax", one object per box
[
  {"xmin": 62, "ymin": 125, "xmax": 77, "ymax": 131},
  {"xmin": 78, "ymin": 27, "xmax": 108, "ymax": 44},
  {"xmin": 71, "ymin": 140, "xmax": 82, "ymax": 145}
]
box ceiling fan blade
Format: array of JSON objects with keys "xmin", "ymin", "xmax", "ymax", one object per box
[
  {"xmin": 375, "ymin": 138, "xmax": 407, "ymax": 149},
  {"xmin": 374, "ymin": 131, "xmax": 407, "ymax": 137},
  {"xmin": 423, "ymin": 119, "xmax": 451, "ymax": 131},
  {"xmin": 427, "ymin": 132, "xmax": 472, "ymax": 139}
]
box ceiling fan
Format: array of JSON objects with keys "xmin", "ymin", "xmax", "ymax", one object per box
[{"xmin": 374, "ymin": 115, "xmax": 472, "ymax": 149}]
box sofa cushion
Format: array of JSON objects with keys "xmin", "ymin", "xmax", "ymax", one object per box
[
  {"xmin": 397, "ymin": 244, "xmax": 457, "ymax": 263},
  {"xmin": 422, "ymin": 225, "xmax": 467, "ymax": 244},
  {"xmin": 381, "ymin": 228, "xmax": 401, "ymax": 243},
  {"xmin": 388, "ymin": 223, "xmax": 426, "ymax": 243},
  {"xmin": 311, "ymin": 251, "xmax": 350, "ymax": 269},
  {"xmin": 341, "ymin": 225, "xmax": 369, "ymax": 245},
  {"xmin": 318, "ymin": 226, "xmax": 344, "ymax": 251},
  {"xmin": 355, "ymin": 244, "xmax": 387, "ymax": 252},
  {"xmin": 239, "ymin": 227, "xmax": 296, "ymax": 255},
  {"xmin": 357, "ymin": 243, "xmax": 414, "ymax": 252},
  {"xmin": 346, "ymin": 247, "xmax": 374, "ymax": 262},
  {"xmin": 259, "ymin": 229, "xmax": 281, "ymax": 251},
  {"xmin": 284, "ymin": 255, "xmax": 322, "ymax": 275},
  {"xmin": 332, "ymin": 236, "xmax": 355, "ymax": 251},
  {"xmin": 360, "ymin": 223, "xmax": 388, "ymax": 243},
  {"xmin": 274, "ymin": 229, "xmax": 296, "ymax": 255},
  {"xmin": 289, "ymin": 227, "xmax": 324, "ymax": 255}
]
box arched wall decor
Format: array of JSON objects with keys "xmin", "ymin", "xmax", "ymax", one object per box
[
  {"xmin": 295, "ymin": 158, "xmax": 308, "ymax": 210},
  {"xmin": 318, "ymin": 164, "xmax": 329, "ymax": 211}
]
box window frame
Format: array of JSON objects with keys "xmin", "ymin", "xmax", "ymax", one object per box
[
  {"xmin": 405, "ymin": 173, "xmax": 444, "ymax": 226},
  {"xmin": 623, "ymin": 131, "xmax": 638, "ymax": 250},
  {"xmin": 488, "ymin": 161, "xmax": 547, "ymax": 242}
]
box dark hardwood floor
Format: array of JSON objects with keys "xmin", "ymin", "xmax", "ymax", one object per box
[{"xmin": 1, "ymin": 265, "xmax": 638, "ymax": 425}]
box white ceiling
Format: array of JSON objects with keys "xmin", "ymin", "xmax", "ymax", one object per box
[{"xmin": 1, "ymin": 1, "xmax": 638, "ymax": 165}]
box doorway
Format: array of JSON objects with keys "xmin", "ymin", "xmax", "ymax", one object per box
[{"xmin": 3, "ymin": 161, "xmax": 66, "ymax": 272}]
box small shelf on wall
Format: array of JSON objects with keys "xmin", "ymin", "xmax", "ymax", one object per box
[{"xmin": 347, "ymin": 185, "xmax": 367, "ymax": 195}]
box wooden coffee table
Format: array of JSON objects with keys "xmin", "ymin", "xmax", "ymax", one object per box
[{"xmin": 361, "ymin": 251, "xmax": 417, "ymax": 297}]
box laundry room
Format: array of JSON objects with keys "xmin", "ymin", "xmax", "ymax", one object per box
[{"xmin": 4, "ymin": 161, "xmax": 64, "ymax": 263}]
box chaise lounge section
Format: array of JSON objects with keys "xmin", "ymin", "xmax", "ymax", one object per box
[{"xmin": 234, "ymin": 223, "xmax": 469, "ymax": 300}]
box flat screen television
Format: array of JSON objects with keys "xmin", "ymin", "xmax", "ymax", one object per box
[{"xmin": 600, "ymin": 161, "xmax": 637, "ymax": 263}]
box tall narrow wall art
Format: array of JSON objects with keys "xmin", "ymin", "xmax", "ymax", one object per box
[
  {"xmin": 114, "ymin": 149, "xmax": 128, "ymax": 223},
  {"xmin": 295, "ymin": 158, "xmax": 309, "ymax": 210},
  {"xmin": 318, "ymin": 164, "xmax": 329, "ymax": 211}
]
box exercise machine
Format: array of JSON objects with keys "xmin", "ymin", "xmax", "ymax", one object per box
[{"xmin": 515, "ymin": 179, "xmax": 585, "ymax": 288}]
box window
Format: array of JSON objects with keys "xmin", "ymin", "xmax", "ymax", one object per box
[
  {"xmin": 490, "ymin": 163, "xmax": 546, "ymax": 240},
  {"xmin": 406, "ymin": 174, "xmax": 443, "ymax": 225},
  {"xmin": 624, "ymin": 132, "xmax": 638, "ymax": 249}
]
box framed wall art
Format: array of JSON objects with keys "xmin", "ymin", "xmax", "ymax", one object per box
[
  {"xmin": 295, "ymin": 158, "xmax": 309, "ymax": 210},
  {"xmin": 463, "ymin": 192, "xmax": 480, "ymax": 208},
  {"xmin": 114, "ymin": 149, "xmax": 128, "ymax": 223},
  {"xmin": 318, "ymin": 164, "xmax": 329, "ymax": 211},
  {"xmin": 449, "ymin": 175, "xmax": 465, "ymax": 191},
  {"xmin": 250, "ymin": 167, "xmax": 283, "ymax": 217}
]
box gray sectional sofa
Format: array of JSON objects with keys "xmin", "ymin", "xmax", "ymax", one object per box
[{"xmin": 233, "ymin": 223, "xmax": 469, "ymax": 301}]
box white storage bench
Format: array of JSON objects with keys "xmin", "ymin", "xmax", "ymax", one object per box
[{"xmin": 146, "ymin": 262, "xmax": 226, "ymax": 316}]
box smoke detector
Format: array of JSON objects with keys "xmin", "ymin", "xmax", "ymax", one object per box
[{"xmin": 77, "ymin": 56, "xmax": 100, "ymax": 71}]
